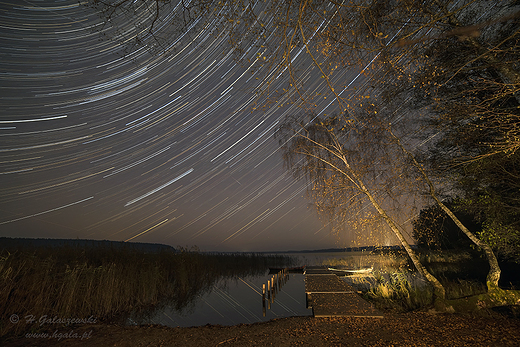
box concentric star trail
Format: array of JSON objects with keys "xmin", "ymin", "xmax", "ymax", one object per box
[{"xmin": 0, "ymin": 0, "xmax": 364, "ymax": 251}]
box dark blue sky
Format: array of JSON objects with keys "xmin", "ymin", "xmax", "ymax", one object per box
[{"xmin": 0, "ymin": 0, "xmax": 392, "ymax": 251}]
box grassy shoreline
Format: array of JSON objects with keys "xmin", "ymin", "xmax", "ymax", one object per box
[
  {"xmin": 2, "ymin": 244, "xmax": 519, "ymax": 339},
  {"xmin": 333, "ymin": 249, "xmax": 520, "ymax": 312}
]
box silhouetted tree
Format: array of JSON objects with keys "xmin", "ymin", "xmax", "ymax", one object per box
[{"xmin": 412, "ymin": 201, "xmax": 477, "ymax": 250}]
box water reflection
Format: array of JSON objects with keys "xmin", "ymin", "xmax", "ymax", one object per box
[{"xmin": 129, "ymin": 272, "xmax": 312, "ymax": 327}]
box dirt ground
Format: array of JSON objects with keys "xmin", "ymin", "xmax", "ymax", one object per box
[{"xmin": 3, "ymin": 311, "xmax": 520, "ymax": 347}]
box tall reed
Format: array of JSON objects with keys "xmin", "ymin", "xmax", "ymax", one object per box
[
  {"xmin": 363, "ymin": 271, "xmax": 433, "ymax": 311},
  {"xmin": 0, "ymin": 245, "xmax": 292, "ymax": 337}
]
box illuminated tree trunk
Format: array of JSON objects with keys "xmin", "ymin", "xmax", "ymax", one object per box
[
  {"xmin": 277, "ymin": 116, "xmax": 448, "ymax": 307},
  {"xmin": 390, "ymin": 129, "xmax": 501, "ymax": 291},
  {"xmin": 338, "ymin": 154, "xmax": 447, "ymax": 304}
]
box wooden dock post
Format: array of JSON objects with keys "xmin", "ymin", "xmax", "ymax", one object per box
[{"xmin": 262, "ymin": 289, "xmax": 266, "ymax": 317}]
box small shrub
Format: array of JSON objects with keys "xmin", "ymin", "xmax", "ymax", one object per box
[{"xmin": 364, "ymin": 271, "xmax": 433, "ymax": 311}]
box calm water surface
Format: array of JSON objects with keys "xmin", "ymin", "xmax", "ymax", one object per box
[
  {"xmin": 129, "ymin": 252, "xmax": 373, "ymax": 328},
  {"xmin": 130, "ymin": 272, "xmax": 312, "ymax": 328}
]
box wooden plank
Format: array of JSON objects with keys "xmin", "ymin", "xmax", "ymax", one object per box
[
  {"xmin": 305, "ymin": 274, "xmax": 355, "ymax": 293},
  {"xmin": 304, "ymin": 270, "xmax": 383, "ymax": 318},
  {"xmin": 310, "ymin": 292, "xmax": 384, "ymax": 318}
]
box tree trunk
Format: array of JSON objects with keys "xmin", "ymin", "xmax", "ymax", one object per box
[
  {"xmin": 390, "ymin": 129, "xmax": 501, "ymax": 291},
  {"xmin": 339, "ymin": 154, "xmax": 447, "ymax": 305},
  {"xmin": 433, "ymin": 198, "xmax": 501, "ymax": 290},
  {"xmin": 359, "ymin": 180, "xmax": 447, "ymax": 304}
]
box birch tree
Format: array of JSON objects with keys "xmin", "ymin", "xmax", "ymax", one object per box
[{"xmin": 275, "ymin": 113, "xmax": 448, "ymax": 306}]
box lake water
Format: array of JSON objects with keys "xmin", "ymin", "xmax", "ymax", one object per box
[
  {"xmin": 130, "ymin": 272, "xmax": 312, "ymax": 327},
  {"xmin": 128, "ymin": 251, "xmax": 383, "ymax": 328}
]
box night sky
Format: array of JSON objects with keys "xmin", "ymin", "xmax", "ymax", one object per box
[{"xmin": 0, "ymin": 0, "xmax": 384, "ymax": 251}]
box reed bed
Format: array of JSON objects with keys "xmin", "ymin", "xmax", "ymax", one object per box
[
  {"xmin": 334, "ymin": 249, "xmax": 490, "ymax": 312},
  {"xmin": 0, "ymin": 244, "xmax": 293, "ymax": 337}
]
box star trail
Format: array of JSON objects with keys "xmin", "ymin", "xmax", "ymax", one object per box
[{"xmin": 0, "ymin": 0, "xmax": 367, "ymax": 251}]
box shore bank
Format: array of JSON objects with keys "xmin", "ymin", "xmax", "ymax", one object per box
[{"xmin": 3, "ymin": 311, "xmax": 520, "ymax": 346}]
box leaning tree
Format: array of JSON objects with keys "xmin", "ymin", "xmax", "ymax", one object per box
[{"xmin": 275, "ymin": 113, "xmax": 448, "ymax": 307}]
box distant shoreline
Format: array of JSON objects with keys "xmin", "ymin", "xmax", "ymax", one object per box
[
  {"xmin": 261, "ymin": 245, "xmax": 412, "ymax": 254},
  {"xmin": 0, "ymin": 236, "xmax": 409, "ymax": 254},
  {"xmin": 0, "ymin": 236, "xmax": 176, "ymax": 253}
]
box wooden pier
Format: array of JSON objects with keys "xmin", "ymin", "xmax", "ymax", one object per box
[{"xmin": 305, "ymin": 266, "xmax": 383, "ymax": 318}]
